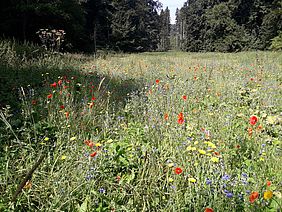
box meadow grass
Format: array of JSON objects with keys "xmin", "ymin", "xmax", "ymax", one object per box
[{"xmin": 0, "ymin": 41, "xmax": 282, "ymax": 211}]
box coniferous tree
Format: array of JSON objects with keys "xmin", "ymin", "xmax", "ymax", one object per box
[{"xmin": 158, "ymin": 7, "xmax": 170, "ymax": 51}]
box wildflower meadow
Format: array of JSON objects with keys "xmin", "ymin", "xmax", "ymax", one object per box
[{"xmin": 0, "ymin": 42, "xmax": 282, "ymax": 211}]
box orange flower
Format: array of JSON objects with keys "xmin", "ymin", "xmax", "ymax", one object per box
[
  {"xmin": 205, "ymin": 208, "xmax": 214, "ymax": 212},
  {"xmin": 249, "ymin": 191, "xmax": 259, "ymax": 203},
  {"xmin": 65, "ymin": 112, "xmax": 69, "ymax": 119},
  {"xmin": 90, "ymin": 152, "xmax": 97, "ymax": 157},
  {"xmin": 249, "ymin": 115, "xmax": 258, "ymax": 125},
  {"xmin": 257, "ymin": 125, "xmax": 263, "ymax": 130},
  {"xmin": 174, "ymin": 167, "xmax": 183, "ymax": 175},
  {"xmin": 248, "ymin": 127, "xmax": 253, "ymax": 136},
  {"xmin": 164, "ymin": 113, "xmax": 169, "ymax": 121},
  {"xmin": 267, "ymin": 181, "xmax": 271, "ymax": 187},
  {"xmin": 178, "ymin": 112, "xmax": 184, "ymax": 124}
]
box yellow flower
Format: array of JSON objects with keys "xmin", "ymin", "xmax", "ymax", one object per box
[
  {"xmin": 188, "ymin": 178, "xmax": 197, "ymax": 183},
  {"xmin": 70, "ymin": 136, "xmax": 76, "ymax": 141},
  {"xmin": 187, "ymin": 146, "xmax": 196, "ymax": 151},
  {"xmin": 194, "ymin": 141, "xmax": 199, "ymax": 145},
  {"xmin": 61, "ymin": 155, "xmax": 67, "ymax": 160},
  {"xmin": 168, "ymin": 178, "xmax": 174, "ymax": 183},
  {"xmin": 168, "ymin": 163, "xmax": 174, "ymax": 168},
  {"xmin": 263, "ymin": 190, "xmax": 273, "ymax": 200},
  {"xmin": 44, "ymin": 137, "xmax": 49, "ymax": 141},
  {"xmin": 198, "ymin": 149, "xmax": 206, "ymax": 155},
  {"xmin": 95, "ymin": 143, "xmax": 102, "ymax": 147},
  {"xmin": 259, "ymin": 157, "xmax": 265, "ymax": 161},
  {"xmin": 210, "ymin": 157, "xmax": 219, "ymax": 163},
  {"xmin": 205, "ymin": 141, "xmax": 216, "ymax": 149}
]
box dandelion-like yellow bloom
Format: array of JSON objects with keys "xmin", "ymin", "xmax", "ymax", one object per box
[
  {"xmin": 187, "ymin": 146, "xmax": 196, "ymax": 151},
  {"xmin": 263, "ymin": 190, "xmax": 273, "ymax": 200},
  {"xmin": 205, "ymin": 142, "xmax": 216, "ymax": 149},
  {"xmin": 168, "ymin": 178, "xmax": 174, "ymax": 183},
  {"xmin": 210, "ymin": 157, "xmax": 219, "ymax": 163},
  {"xmin": 44, "ymin": 137, "xmax": 49, "ymax": 141},
  {"xmin": 198, "ymin": 149, "xmax": 206, "ymax": 155},
  {"xmin": 61, "ymin": 155, "xmax": 67, "ymax": 160},
  {"xmin": 188, "ymin": 178, "xmax": 197, "ymax": 183},
  {"xmin": 70, "ymin": 137, "xmax": 76, "ymax": 141},
  {"xmin": 96, "ymin": 143, "xmax": 102, "ymax": 147},
  {"xmin": 168, "ymin": 163, "xmax": 174, "ymax": 168}
]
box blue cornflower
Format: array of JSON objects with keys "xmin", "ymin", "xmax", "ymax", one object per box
[
  {"xmin": 241, "ymin": 173, "xmax": 248, "ymax": 178},
  {"xmin": 206, "ymin": 178, "xmax": 212, "ymax": 185},
  {"xmin": 226, "ymin": 192, "xmax": 234, "ymax": 198},
  {"xmin": 222, "ymin": 174, "xmax": 230, "ymax": 180},
  {"xmin": 99, "ymin": 188, "xmax": 106, "ymax": 193}
]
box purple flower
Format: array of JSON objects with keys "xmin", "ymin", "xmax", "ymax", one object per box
[
  {"xmin": 222, "ymin": 174, "xmax": 230, "ymax": 181},
  {"xmin": 241, "ymin": 173, "xmax": 248, "ymax": 178},
  {"xmin": 206, "ymin": 178, "xmax": 212, "ymax": 185},
  {"xmin": 99, "ymin": 188, "xmax": 106, "ymax": 193},
  {"xmin": 226, "ymin": 192, "xmax": 233, "ymax": 198}
]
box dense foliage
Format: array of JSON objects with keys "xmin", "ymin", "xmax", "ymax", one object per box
[
  {"xmin": 0, "ymin": 0, "xmax": 164, "ymax": 52},
  {"xmin": 0, "ymin": 40, "xmax": 281, "ymax": 211},
  {"xmin": 174, "ymin": 0, "xmax": 282, "ymax": 52}
]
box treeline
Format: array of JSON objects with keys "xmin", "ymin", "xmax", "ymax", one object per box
[
  {"xmin": 0, "ymin": 0, "xmax": 170, "ymax": 53},
  {"xmin": 174, "ymin": 0, "xmax": 282, "ymax": 52}
]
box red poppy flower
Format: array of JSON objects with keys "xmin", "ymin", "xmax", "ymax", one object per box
[
  {"xmin": 50, "ymin": 82, "xmax": 57, "ymax": 88},
  {"xmin": 249, "ymin": 191, "xmax": 259, "ymax": 203},
  {"xmin": 31, "ymin": 100, "xmax": 37, "ymax": 105},
  {"xmin": 90, "ymin": 152, "xmax": 97, "ymax": 157},
  {"xmin": 178, "ymin": 112, "xmax": 184, "ymax": 124},
  {"xmin": 60, "ymin": 105, "xmax": 65, "ymax": 109},
  {"xmin": 182, "ymin": 95, "xmax": 187, "ymax": 100},
  {"xmin": 65, "ymin": 112, "xmax": 69, "ymax": 119},
  {"xmin": 174, "ymin": 167, "xmax": 183, "ymax": 175},
  {"xmin": 47, "ymin": 94, "xmax": 53, "ymax": 99},
  {"xmin": 156, "ymin": 79, "xmax": 160, "ymax": 84},
  {"xmin": 267, "ymin": 181, "xmax": 271, "ymax": 187},
  {"xmin": 91, "ymin": 96, "xmax": 96, "ymax": 101},
  {"xmin": 58, "ymin": 80, "xmax": 63, "ymax": 86},
  {"xmin": 205, "ymin": 208, "xmax": 214, "ymax": 212},
  {"xmin": 249, "ymin": 115, "xmax": 258, "ymax": 125}
]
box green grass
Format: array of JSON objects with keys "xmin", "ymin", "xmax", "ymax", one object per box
[{"xmin": 0, "ymin": 40, "xmax": 282, "ymax": 211}]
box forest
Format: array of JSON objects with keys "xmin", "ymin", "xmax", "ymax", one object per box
[{"xmin": 1, "ymin": 0, "xmax": 281, "ymax": 53}]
